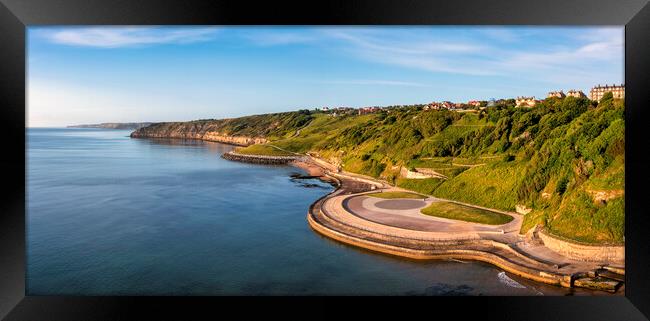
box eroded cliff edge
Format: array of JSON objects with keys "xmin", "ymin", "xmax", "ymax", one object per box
[{"xmin": 130, "ymin": 121, "xmax": 268, "ymax": 146}]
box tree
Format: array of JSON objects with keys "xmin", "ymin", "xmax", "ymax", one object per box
[{"xmin": 599, "ymin": 92, "xmax": 614, "ymax": 105}]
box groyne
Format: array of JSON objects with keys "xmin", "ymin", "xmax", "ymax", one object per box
[{"xmin": 221, "ymin": 151, "xmax": 304, "ymax": 165}]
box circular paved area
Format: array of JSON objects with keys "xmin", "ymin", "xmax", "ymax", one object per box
[
  {"xmin": 344, "ymin": 195, "xmax": 511, "ymax": 233},
  {"xmin": 375, "ymin": 199, "xmax": 427, "ymax": 210}
]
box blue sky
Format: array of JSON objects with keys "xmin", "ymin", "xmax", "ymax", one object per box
[{"xmin": 28, "ymin": 26, "xmax": 623, "ymax": 127}]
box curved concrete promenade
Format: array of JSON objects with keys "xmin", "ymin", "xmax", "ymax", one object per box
[
  {"xmin": 219, "ymin": 151, "xmax": 625, "ymax": 291},
  {"xmin": 306, "ymin": 168, "xmax": 624, "ymax": 290}
]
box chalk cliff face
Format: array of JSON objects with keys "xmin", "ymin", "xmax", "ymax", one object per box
[
  {"xmin": 201, "ymin": 132, "xmax": 268, "ymax": 146},
  {"xmin": 130, "ymin": 121, "xmax": 268, "ymax": 146}
]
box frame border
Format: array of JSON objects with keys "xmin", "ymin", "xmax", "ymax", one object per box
[{"xmin": 1, "ymin": 0, "xmax": 649, "ymax": 320}]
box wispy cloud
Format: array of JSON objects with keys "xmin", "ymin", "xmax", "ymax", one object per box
[
  {"xmin": 323, "ymin": 28, "xmax": 484, "ymax": 55},
  {"xmin": 244, "ymin": 31, "xmax": 315, "ymax": 46},
  {"xmin": 491, "ymin": 28, "xmax": 623, "ymax": 86},
  {"xmin": 319, "ymin": 28, "xmax": 499, "ymax": 76},
  {"xmin": 43, "ymin": 27, "xmax": 219, "ymax": 48},
  {"xmin": 316, "ymin": 27, "xmax": 623, "ymax": 84},
  {"xmin": 318, "ymin": 79, "xmax": 429, "ymax": 87},
  {"xmin": 478, "ymin": 27, "xmax": 521, "ymax": 42}
]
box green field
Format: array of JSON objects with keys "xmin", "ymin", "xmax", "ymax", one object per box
[
  {"xmin": 367, "ymin": 191, "xmax": 427, "ymax": 199},
  {"xmin": 421, "ymin": 201, "xmax": 514, "ymax": 225}
]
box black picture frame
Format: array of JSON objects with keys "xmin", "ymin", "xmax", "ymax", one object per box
[{"xmin": 1, "ymin": 0, "xmax": 649, "ymax": 320}]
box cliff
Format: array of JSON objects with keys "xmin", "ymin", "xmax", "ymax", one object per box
[
  {"xmin": 130, "ymin": 121, "xmax": 268, "ymax": 146},
  {"xmin": 68, "ymin": 122, "xmax": 154, "ymax": 130},
  {"xmin": 129, "ymin": 111, "xmax": 315, "ymax": 146}
]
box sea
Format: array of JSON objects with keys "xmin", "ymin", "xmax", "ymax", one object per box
[{"xmin": 26, "ymin": 128, "xmax": 608, "ymax": 295}]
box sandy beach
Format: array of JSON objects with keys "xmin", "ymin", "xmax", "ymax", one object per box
[{"xmin": 289, "ymin": 159, "xmax": 325, "ymax": 176}]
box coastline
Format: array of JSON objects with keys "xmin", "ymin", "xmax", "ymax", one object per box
[
  {"xmin": 221, "ymin": 149, "xmax": 624, "ymax": 292},
  {"xmin": 131, "ymin": 134, "xmax": 624, "ymax": 293}
]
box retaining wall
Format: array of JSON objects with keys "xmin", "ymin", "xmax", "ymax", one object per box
[{"xmin": 538, "ymin": 230, "xmax": 624, "ymax": 263}]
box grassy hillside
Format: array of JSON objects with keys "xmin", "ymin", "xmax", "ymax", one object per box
[
  {"xmin": 234, "ymin": 145, "xmax": 294, "ymax": 156},
  {"xmin": 135, "ymin": 94, "xmax": 625, "ymax": 244}
]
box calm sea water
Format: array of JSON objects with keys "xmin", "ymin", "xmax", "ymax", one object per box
[{"xmin": 27, "ymin": 128, "xmax": 594, "ymax": 296}]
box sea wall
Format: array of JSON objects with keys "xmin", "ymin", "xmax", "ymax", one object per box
[
  {"xmin": 222, "ymin": 151, "xmax": 304, "ymax": 165},
  {"xmin": 538, "ymin": 230, "xmax": 624, "ymax": 263}
]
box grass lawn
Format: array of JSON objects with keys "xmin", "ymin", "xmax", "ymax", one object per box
[
  {"xmin": 235, "ymin": 144, "xmax": 295, "ymax": 156},
  {"xmin": 368, "ymin": 191, "xmax": 427, "ymax": 199},
  {"xmin": 421, "ymin": 201, "xmax": 514, "ymax": 225}
]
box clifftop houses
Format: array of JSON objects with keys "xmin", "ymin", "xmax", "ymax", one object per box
[
  {"xmin": 547, "ymin": 85, "xmax": 624, "ymax": 102},
  {"xmin": 550, "ymin": 85, "xmax": 624, "ymax": 102},
  {"xmin": 547, "ymin": 89, "xmax": 587, "ymax": 99},
  {"xmin": 423, "ymin": 100, "xmax": 486, "ymax": 111},
  {"xmin": 516, "ymin": 96, "xmax": 538, "ymax": 108},
  {"xmin": 317, "ymin": 84, "xmax": 623, "ymax": 116},
  {"xmin": 358, "ymin": 106, "xmax": 382, "ymax": 115},
  {"xmin": 566, "ymin": 90, "xmax": 587, "ymax": 98},
  {"xmin": 590, "ymin": 84, "xmax": 625, "ymax": 101}
]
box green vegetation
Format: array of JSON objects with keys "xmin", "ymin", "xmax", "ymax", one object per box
[
  {"xmin": 367, "ymin": 191, "xmax": 427, "ymax": 199},
  {"xmin": 134, "ymin": 95, "xmax": 625, "ymax": 244},
  {"xmin": 235, "ymin": 144, "xmax": 294, "ymax": 156},
  {"xmin": 395, "ymin": 178, "xmax": 445, "ymax": 195},
  {"xmin": 420, "ymin": 201, "xmax": 514, "ymax": 225},
  {"xmin": 433, "ymin": 160, "xmax": 526, "ymax": 212}
]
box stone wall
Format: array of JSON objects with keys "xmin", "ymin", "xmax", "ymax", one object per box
[
  {"xmin": 400, "ymin": 167, "xmax": 446, "ymax": 179},
  {"xmin": 538, "ymin": 230, "xmax": 624, "ymax": 263},
  {"xmin": 515, "ymin": 204, "xmax": 532, "ymax": 215}
]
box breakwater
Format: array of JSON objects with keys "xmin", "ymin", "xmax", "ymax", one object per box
[{"xmin": 221, "ymin": 151, "xmax": 304, "ymax": 165}]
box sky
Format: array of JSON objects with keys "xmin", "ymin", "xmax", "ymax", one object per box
[{"xmin": 27, "ymin": 26, "xmax": 624, "ymax": 127}]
